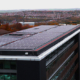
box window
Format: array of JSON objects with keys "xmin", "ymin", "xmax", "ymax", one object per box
[{"xmin": 0, "ymin": 61, "xmax": 17, "ymax": 80}]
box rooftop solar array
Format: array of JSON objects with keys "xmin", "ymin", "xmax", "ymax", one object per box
[
  {"xmin": 0, "ymin": 25, "xmax": 79, "ymax": 55},
  {"xmin": 0, "ymin": 25, "xmax": 57, "ymax": 47},
  {"xmin": 17, "ymin": 25, "xmax": 57, "ymax": 33}
]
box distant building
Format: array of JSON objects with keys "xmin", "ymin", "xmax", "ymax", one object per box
[
  {"xmin": 59, "ymin": 23, "xmax": 66, "ymax": 26},
  {"xmin": 19, "ymin": 22, "xmax": 35, "ymax": 26}
]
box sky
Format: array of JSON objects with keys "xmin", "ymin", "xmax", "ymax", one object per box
[{"xmin": 0, "ymin": 0, "xmax": 80, "ymax": 10}]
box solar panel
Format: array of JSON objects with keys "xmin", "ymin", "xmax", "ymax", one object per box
[
  {"xmin": 0, "ymin": 25, "xmax": 79, "ymax": 52},
  {"xmin": 17, "ymin": 25, "xmax": 57, "ymax": 33}
]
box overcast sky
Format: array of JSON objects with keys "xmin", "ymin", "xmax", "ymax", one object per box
[{"xmin": 0, "ymin": 0, "xmax": 80, "ymax": 10}]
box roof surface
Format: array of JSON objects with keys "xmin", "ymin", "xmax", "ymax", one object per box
[{"xmin": 0, "ymin": 25, "xmax": 79, "ymax": 55}]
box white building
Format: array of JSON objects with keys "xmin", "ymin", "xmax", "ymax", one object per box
[{"xmin": 19, "ymin": 22, "xmax": 35, "ymax": 26}]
